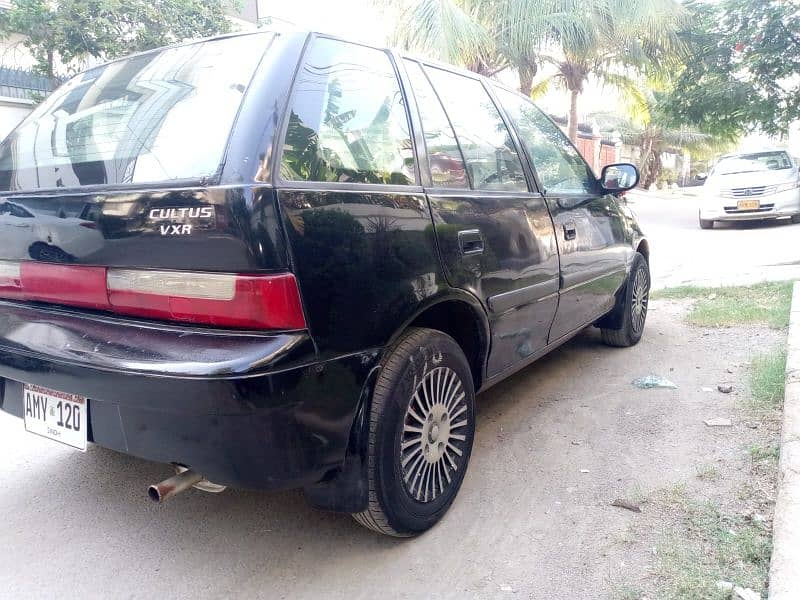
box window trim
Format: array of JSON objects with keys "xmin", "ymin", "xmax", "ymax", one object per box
[
  {"xmin": 400, "ymin": 57, "xmax": 472, "ymax": 191},
  {"xmin": 491, "ymin": 83, "xmax": 601, "ymax": 197},
  {"xmin": 274, "ymin": 33, "xmax": 421, "ymax": 190}
]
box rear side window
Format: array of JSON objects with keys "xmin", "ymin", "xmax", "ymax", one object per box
[
  {"xmin": 495, "ymin": 88, "xmax": 597, "ymax": 195},
  {"xmin": 404, "ymin": 60, "xmax": 468, "ymax": 189},
  {"xmin": 424, "ymin": 67, "xmax": 527, "ymax": 193},
  {"xmin": 0, "ymin": 33, "xmax": 272, "ymax": 191},
  {"xmin": 280, "ymin": 38, "xmax": 415, "ymax": 185}
]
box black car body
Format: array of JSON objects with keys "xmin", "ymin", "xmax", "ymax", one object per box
[{"xmin": 0, "ymin": 30, "xmax": 649, "ymax": 535}]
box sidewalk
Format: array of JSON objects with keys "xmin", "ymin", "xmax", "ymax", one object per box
[{"xmin": 770, "ymin": 281, "xmax": 800, "ymax": 599}]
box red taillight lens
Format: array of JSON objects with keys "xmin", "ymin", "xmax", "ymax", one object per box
[
  {"xmin": 0, "ymin": 260, "xmax": 306, "ymax": 330},
  {"xmin": 107, "ymin": 270, "xmax": 306, "ymax": 329}
]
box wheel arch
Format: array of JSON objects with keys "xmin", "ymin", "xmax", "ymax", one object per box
[
  {"xmin": 391, "ymin": 291, "xmax": 490, "ymax": 392},
  {"xmin": 635, "ymin": 238, "xmax": 650, "ymax": 264}
]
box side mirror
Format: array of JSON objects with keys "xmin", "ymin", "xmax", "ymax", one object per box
[
  {"xmin": 696, "ymin": 173, "xmax": 707, "ymax": 181},
  {"xmin": 600, "ymin": 163, "xmax": 639, "ymax": 193}
]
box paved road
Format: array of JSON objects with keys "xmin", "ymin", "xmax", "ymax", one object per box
[
  {"xmin": 0, "ymin": 306, "xmax": 778, "ymax": 599},
  {"xmin": 0, "ymin": 188, "xmax": 795, "ymax": 599},
  {"xmin": 629, "ymin": 188, "xmax": 800, "ymax": 288}
]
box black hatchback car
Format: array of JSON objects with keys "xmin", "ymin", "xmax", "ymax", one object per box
[{"xmin": 0, "ymin": 30, "xmax": 650, "ymax": 536}]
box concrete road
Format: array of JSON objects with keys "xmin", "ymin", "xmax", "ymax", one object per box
[
  {"xmin": 0, "ymin": 306, "xmax": 780, "ymax": 599},
  {"xmin": 0, "ymin": 188, "xmax": 794, "ymax": 599},
  {"xmin": 628, "ymin": 188, "xmax": 800, "ymax": 288}
]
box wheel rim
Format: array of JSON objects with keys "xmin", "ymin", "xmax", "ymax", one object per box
[
  {"xmin": 400, "ymin": 366, "xmax": 469, "ymax": 503},
  {"xmin": 631, "ymin": 265, "xmax": 649, "ymax": 334}
]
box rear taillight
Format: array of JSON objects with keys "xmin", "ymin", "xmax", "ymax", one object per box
[{"xmin": 0, "ymin": 260, "xmax": 306, "ymax": 330}]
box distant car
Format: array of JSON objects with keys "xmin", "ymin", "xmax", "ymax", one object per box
[
  {"xmin": 0, "ymin": 201, "xmax": 104, "ymax": 261},
  {"xmin": 698, "ymin": 150, "xmax": 800, "ymax": 229}
]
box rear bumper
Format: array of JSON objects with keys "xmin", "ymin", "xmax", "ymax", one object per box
[{"xmin": 0, "ymin": 301, "xmax": 378, "ymax": 490}]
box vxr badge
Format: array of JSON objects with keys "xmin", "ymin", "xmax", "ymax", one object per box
[{"xmin": 147, "ymin": 206, "xmax": 216, "ymax": 236}]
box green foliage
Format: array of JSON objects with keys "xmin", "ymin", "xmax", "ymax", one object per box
[
  {"xmin": 654, "ymin": 281, "xmax": 793, "ymax": 329},
  {"xmin": 663, "ymin": 0, "xmax": 800, "ymax": 138},
  {"xmin": 0, "ymin": 0, "xmax": 232, "ymax": 78}
]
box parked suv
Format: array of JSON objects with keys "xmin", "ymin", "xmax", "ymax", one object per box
[
  {"xmin": 0, "ymin": 31, "xmax": 650, "ymax": 536},
  {"xmin": 698, "ymin": 150, "xmax": 800, "ymax": 229}
]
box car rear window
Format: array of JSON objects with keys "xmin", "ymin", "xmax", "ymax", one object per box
[{"xmin": 0, "ymin": 33, "xmax": 272, "ymax": 192}]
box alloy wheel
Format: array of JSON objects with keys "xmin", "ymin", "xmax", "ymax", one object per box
[{"xmin": 400, "ymin": 366, "xmax": 469, "ymax": 503}]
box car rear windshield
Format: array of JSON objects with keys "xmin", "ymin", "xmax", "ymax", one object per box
[
  {"xmin": 712, "ymin": 151, "xmax": 793, "ymax": 175},
  {"xmin": 0, "ymin": 33, "xmax": 272, "ymax": 192}
]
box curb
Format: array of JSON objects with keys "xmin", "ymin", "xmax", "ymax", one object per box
[{"xmin": 770, "ymin": 281, "xmax": 800, "ymax": 599}]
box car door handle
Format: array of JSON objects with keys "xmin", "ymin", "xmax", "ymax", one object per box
[
  {"xmin": 563, "ymin": 222, "xmax": 577, "ymax": 241},
  {"xmin": 458, "ymin": 229, "xmax": 484, "ymax": 255}
]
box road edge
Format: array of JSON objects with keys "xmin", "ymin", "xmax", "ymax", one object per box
[{"xmin": 770, "ymin": 281, "xmax": 800, "ymax": 599}]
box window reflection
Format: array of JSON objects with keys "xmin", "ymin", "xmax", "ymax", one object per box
[
  {"xmin": 0, "ymin": 34, "xmax": 272, "ymax": 191},
  {"xmin": 495, "ymin": 88, "xmax": 597, "ymax": 195},
  {"xmin": 280, "ymin": 38, "xmax": 415, "ymax": 185},
  {"xmin": 404, "ymin": 60, "xmax": 467, "ymax": 189},
  {"xmin": 425, "ymin": 68, "xmax": 527, "ymax": 193}
]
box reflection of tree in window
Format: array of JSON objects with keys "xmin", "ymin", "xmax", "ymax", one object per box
[
  {"xmin": 404, "ymin": 60, "xmax": 468, "ymax": 189},
  {"xmin": 495, "ymin": 88, "xmax": 596, "ymax": 195},
  {"xmin": 280, "ymin": 39, "xmax": 415, "ymax": 185},
  {"xmin": 424, "ymin": 68, "xmax": 527, "ymax": 193}
]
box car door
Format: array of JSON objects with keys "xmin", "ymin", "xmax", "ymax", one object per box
[
  {"xmin": 493, "ymin": 88, "xmax": 629, "ymax": 342},
  {"xmin": 403, "ymin": 61, "xmax": 560, "ymax": 377}
]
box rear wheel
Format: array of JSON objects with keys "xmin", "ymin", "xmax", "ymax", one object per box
[
  {"xmin": 352, "ymin": 327, "xmax": 475, "ymax": 537},
  {"xmin": 601, "ymin": 253, "xmax": 650, "ymax": 347}
]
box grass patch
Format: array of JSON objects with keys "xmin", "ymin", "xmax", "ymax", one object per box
[
  {"xmin": 653, "ymin": 281, "xmax": 792, "ymax": 329},
  {"xmin": 653, "ymin": 494, "xmax": 771, "ymax": 599},
  {"xmin": 695, "ymin": 464, "xmax": 719, "ymax": 481},
  {"xmin": 749, "ymin": 444, "xmax": 780, "ymax": 463},
  {"xmin": 748, "ymin": 349, "xmax": 787, "ymax": 411}
]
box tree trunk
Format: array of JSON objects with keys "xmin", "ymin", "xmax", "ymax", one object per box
[
  {"xmin": 519, "ymin": 69, "xmax": 533, "ymax": 97},
  {"xmin": 568, "ymin": 89, "xmax": 579, "ymax": 143},
  {"xmin": 517, "ymin": 61, "xmax": 536, "ymax": 97}
]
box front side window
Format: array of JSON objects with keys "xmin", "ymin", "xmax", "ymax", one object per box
[
  {"xmin": 280, "ymin": 38, "xmax": 415, "ymax": 185},
  {"xmin": 424, "ymin": 67, "xmax": 527, "ymax": 193},
  {"xmin": 0, "ymin": 33, "xmax": 272, "ymax": 191},
  {"xmin": 404, "ymin": 59, "xmax": 468, "ymax": 189},
  {"xmin": 495, "ymin": 87, "xmax": 597, "ymax": 195}
]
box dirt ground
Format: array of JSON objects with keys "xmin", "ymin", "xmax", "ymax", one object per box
[{"xmin": 0, "ymin": 298, "xmax": 783, "ymax": 599}]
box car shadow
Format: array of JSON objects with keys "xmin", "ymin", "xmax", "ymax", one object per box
[{"xmin": 713, "ymin": 218, "xmax": 796, "ymax": 230}]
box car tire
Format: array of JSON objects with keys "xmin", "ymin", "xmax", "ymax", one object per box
[
  {"xmin": 352, "ymin": 327, "xmax": 476, "ymax": 537},
  {"xmin": 601, "ymin": 253, "xmax": 650, "ymax": 348},
  {"xmin": 791, "ymin": 214, "xmax": 800, "ymax": 225},
  {"xmin": 699, "ymin": 215, "xmax": 714, "ymax": 229}
]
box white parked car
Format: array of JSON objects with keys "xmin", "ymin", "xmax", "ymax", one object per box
[
  {"xmin": 0, "ymin": 201, "xmax": 104, "ymax": 261},
  {"xmin": 698, "ymin": 150, "xmax": 800, "ymax": 229}
]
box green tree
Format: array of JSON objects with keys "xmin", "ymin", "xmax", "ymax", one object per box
[
  {"xmin": 379, "ymin": 0, "xmax": 608, "ymax": 94},
  {"xmin": 0, "ymin": 0, "xmax": 233, "ymax": 79},
  {"xmin": 663, "ymin": 0, "xmax": 799, "ymax": 138},
  {"xmin": 532, "ymin": 0, "xmax": 687, "ymax": 142}
]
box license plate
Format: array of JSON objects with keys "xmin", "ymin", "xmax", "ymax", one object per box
[
  {"xmin": 737, "ymin": 199, "xmax": 760, "ymax": 211},
  {"xmin": 23, "ymin": 384, "xmax": 87, "ymax": 451}
]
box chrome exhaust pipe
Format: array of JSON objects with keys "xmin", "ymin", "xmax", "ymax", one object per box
[{"xmin": 148, "ymin": 469, "xmax": 203, "ymax": 503}]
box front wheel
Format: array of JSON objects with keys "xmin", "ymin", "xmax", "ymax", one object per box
[
  {"xmin": 699, "ymin": 214, "xmax": 714, "ymax": 229},
  {"xmin": 600, "ymin": 253, "xmax": 650, "ymax": 347},
  {"xmin": 352, "ymin": 327, "xmax": 476, "ymax": 537}
]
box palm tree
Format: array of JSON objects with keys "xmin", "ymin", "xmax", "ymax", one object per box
[
  {"xmin": 377, "ymin": 0, "xmax": 597, "ymax": 95},
  {"xmin": 531, "ymin": 0, "xmax": 687, "ymax": 142}
]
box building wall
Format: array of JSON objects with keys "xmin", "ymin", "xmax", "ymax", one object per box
[{"xmin": 0, "ymin": 98, "xmax": 31, "ymax": 139}]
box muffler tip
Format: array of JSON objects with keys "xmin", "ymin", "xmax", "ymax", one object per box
[{"xmin": 148, "ymin": 469, "xmax": 203, "ymax": 503}]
